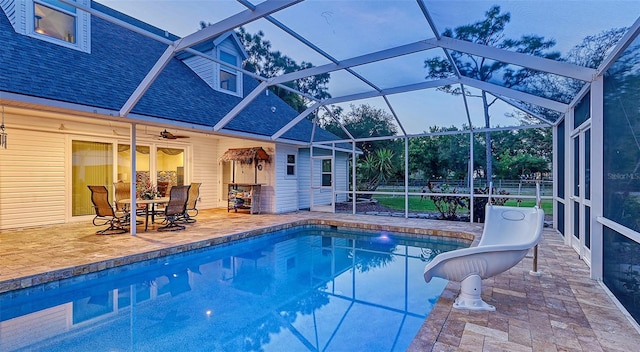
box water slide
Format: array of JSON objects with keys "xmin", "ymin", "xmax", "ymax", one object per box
[{"xmin": 423, "ymin": 196, "xmax": 545, "ymax": 311}]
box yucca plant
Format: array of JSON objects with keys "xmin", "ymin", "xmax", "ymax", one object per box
[{"xmin": 357, "ymin": 148, "xmax": 396, "ymax": 192}]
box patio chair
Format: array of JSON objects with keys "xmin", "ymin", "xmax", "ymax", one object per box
[
  {"xmin": 181, "ymin": 182, "xmax": 201, "ymax": 223},
  {"xmin": 88, "ymin": 185, "xmax": 128, "ymax": 235},
  {"xmin": 113, "ymin": 181, "xmax": 144, "ymax": 225},
  {"xmin": 158, "ymin": 185, "xmax": 190, "ymax": 232}
]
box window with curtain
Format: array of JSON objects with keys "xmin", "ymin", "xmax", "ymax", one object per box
[
  {"xmin": 72, "ymin": 140, "xmax": 113, "ymax": 216},
  {"xmin": 117, "ymin": 144, "xmax": 150, "ymax": 197},
  {"xmin": 157, "ymin": 147, "xmax": 185, "ymax": 194}
]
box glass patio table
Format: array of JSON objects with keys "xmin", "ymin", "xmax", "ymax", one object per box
[{"xmin": 117, "ymin": 197, "xmax": 169, "ymax": 231}]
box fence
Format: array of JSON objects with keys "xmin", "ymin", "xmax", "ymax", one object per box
[{"xmin": 380, "ymin": 179, "xmax": 553, "ymax": 197}]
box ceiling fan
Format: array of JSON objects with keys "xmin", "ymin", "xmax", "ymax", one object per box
[{"xmin": 159, "ymin": 129, "xmax": 189, "ymax": 139}]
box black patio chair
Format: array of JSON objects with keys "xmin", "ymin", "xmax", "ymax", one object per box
[
  {"xmin": 158, "ymin": 185, "xmax": 190, "ymax": 232},
  {"xmin": 88, "ymin": 185, "xmax": 128, "ymax": 235}
]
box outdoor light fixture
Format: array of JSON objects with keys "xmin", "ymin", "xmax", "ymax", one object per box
[
  {"xmin": 34, "ymin": 15, "xmax": 45, "ymax": 34},
  {"xmin": 1, "ymin": 106, "xmax": 7, "ymax": 149}
]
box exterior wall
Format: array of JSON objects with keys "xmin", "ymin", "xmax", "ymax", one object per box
[
  {"xmin": 297, "ymin": 148, "xmax": 311, "ymax": 209},
  {"xmin": 310, "ymin": 147, "xmax": 332, "ymax": 208},
  {"xmin": 0, "ymin": 0, "xmax": 16, "ymax": 28},
  {"xmin": 183, "ymin": 52, "xmax": 215, "ymax": 89},
  {"xmin": 335, "ymin": 152, "xmax": 349, "ymax": 203},
  {"xmin": 0, "ymin": 113, "xmax": 66, "ymax": 229},
  {"xmin": 189, "ymin": 134, "xmax": 219, "ymax": 210},
  {"xmin": 0, "ymin": 107, "xmax": 350, "ymax": 227},
  {"xmin": 0, "ymin": 303, "xmax": 72, "ymax": 351},
  {"xmin": 0, "ymin": 107, "xmax": 222, "ymax": 230},
  {"xmin": 274, "ymin": 144, "xmax": 299, "ymax": 213},
  {"xmin": 296, "ymin": 147, "xmax": 350, "ymax": 210}
]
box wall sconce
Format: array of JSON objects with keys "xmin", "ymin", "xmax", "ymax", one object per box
[
  {"xmin": 1, "ymin": 106, "xmax": 7, "ymax": 149},
  {"xmin": 35, "ymin": 15, "xmax": 45, "ymax": 34}
]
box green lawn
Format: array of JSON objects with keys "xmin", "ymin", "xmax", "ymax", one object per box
[{"xmin": 374, "ymin": 195, "xmax": 553, "ymax": 215}]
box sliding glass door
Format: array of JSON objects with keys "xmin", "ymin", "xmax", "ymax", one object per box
[
  {"xmin": 72, "ymin": 139, "xmax": 186, "ymax": 217},
  {"xmin": 72, "ymin": 140, "xmax": 113, "ymax": 216}
]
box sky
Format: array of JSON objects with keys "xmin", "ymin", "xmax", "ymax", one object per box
[{"xmin": 98, "ymin": 0, "xmax": 640, "ymax": 135}]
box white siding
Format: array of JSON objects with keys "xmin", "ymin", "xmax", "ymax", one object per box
[
  {"xmin": 0, "ymin": 304, "xmax": 72, "ymax": 351},
  {"xmin": 218, "ymin": 38, "xmax": 238, "ymax": 55},
  {"xmin": 297, "ymin": 148, "xmax": 350, "ymax": 210},
  {"xmin": 274, "ymin": 144, "xmax": 299, "ymax": 213},
  {"xmin": 0, "ymin": 127, "xmax": 66, "ymax": 229},
  {"xmin": 297, "ymin": 148, "xmax": 311, "ymax": 209},
  {"xmin": 183, "ymin": 50, "xmax": 216, "ymax": 89},
  {"xmin": 190, "ymin": 135, "xmax": 219, "ymax": 210},
  {"xmin": 0, "ymin": 0, "xmax": 17, "ymax": 28},
  {"xmin": 335, "ymin": 152, "xmax": 349, "ymax": 203}
]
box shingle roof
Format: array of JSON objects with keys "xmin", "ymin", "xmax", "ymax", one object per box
[{"xmin": 0, "ymin": 1, "xmax": 340, "ymax": 144}]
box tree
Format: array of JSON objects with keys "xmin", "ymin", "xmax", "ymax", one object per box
[
  {"xmin": 424, "ymin": 5, "xmax": 559, "ymax": 183},
  {"xmin": 525, "ymin": 27, "xmax": 628, "ymax": 106},
  {"xmin": 358, "ymin": 148, "xmax": 396, "ymax": 192},
  {"xmin": 409, "ymin": 125, "xmax": 485, "ymax": 183},
  {"xmin": 490, "ymin": 123, "xmax": 552, "ymax": 179},
  {"xmin": 320, "ymin": 104, "xmax": 400, "ymax": 157},
  {"xmin": 495, "ymin": 152, "xmax": 550, "ymax": 179},
  {"xmin": 234, "ymin": 27, "xmax": 331, "ymax": 112}
]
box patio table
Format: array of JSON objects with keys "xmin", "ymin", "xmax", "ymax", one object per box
[{"xmin": 118, "ymin": 197, "xmax": 169, "ymax": 231}]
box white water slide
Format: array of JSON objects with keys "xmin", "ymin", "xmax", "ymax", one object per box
[{"xmin": 424, "ymin": 185, "xmax": 545, "ymax": 311}]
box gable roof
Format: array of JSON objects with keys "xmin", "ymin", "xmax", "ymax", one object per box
[{"xmin": 0, "ymin": 1, "xmax": 339, "ymax": 145}]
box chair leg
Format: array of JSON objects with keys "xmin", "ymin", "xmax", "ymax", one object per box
[
  {"xmin": 182, "ymin": 209, "xmax": 198, "ymax": 223},
  {"xmin": 96, "ymin": 219, "xmax": 128, "ymax": 235},
  {"xmin": 157, "ymin": 215, "xmax": 186, "ymax": 232}
]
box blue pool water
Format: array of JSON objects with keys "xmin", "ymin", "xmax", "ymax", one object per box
[{"xmin": 0, "ymin": 225, "xmax": 466, "ymax": 352}]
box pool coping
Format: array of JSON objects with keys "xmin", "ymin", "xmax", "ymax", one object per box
[{"xmin": 0, "ymin": 218, "xmax": 476, "ymax": 294}]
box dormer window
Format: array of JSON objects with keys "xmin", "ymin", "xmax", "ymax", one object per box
[
  {"xmin": 4, "ymin": 0, "xmax": 92, "ymax": 53},
  {"xmin": 178, "ymin": 31, "xmax": 246, "ymax": 97},
  {"xmin": 34, "ymin": 0, "xmax": 77, "ymax": 44},
  {"xmin": 219, "ymin": 49, "xmax": 242, "ymax": 95}
]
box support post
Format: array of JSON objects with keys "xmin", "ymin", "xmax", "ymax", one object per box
[{"xmin": 530, "ymin": 181, "xmax": 542, "ymax": 276}]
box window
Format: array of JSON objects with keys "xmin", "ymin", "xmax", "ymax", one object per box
[
  {"xmin": 117, "ymin": 144, "xmax": 150, "ymax": 197},
  {"xmin": 34, "ymin": 0, "xmax": 77, "ymax": 44},
  {"xmin": 157, "ymin": 147, "xmax": 185, "ymax": 188},
  {"xmin": 219, "ymin": 50, "xmax": 238, "ymax": 93},
  {"xmin": 286, "ymin": 154, "xmax": 296, "ymax": 176},
  {"xmin": 322, "ymin": 159, "xmax": 332, "ymax": 187},
  {"xmin": 23, "ymin": 0, "xmax": 90, "ymax": 53}
]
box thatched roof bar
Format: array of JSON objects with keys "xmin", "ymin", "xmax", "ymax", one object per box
[{"xmin": 220, "ymin": 147, "xmax": 271, "ymax": 165}]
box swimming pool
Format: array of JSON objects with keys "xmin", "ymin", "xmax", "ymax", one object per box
[{"xmin": 0, "ymin": 225, "xmax": 467, "ymax": 351}]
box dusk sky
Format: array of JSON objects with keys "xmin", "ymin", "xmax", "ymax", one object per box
[{"xmin": 98, "ymin": 0, "xmax": 640, "ymax": 134}]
